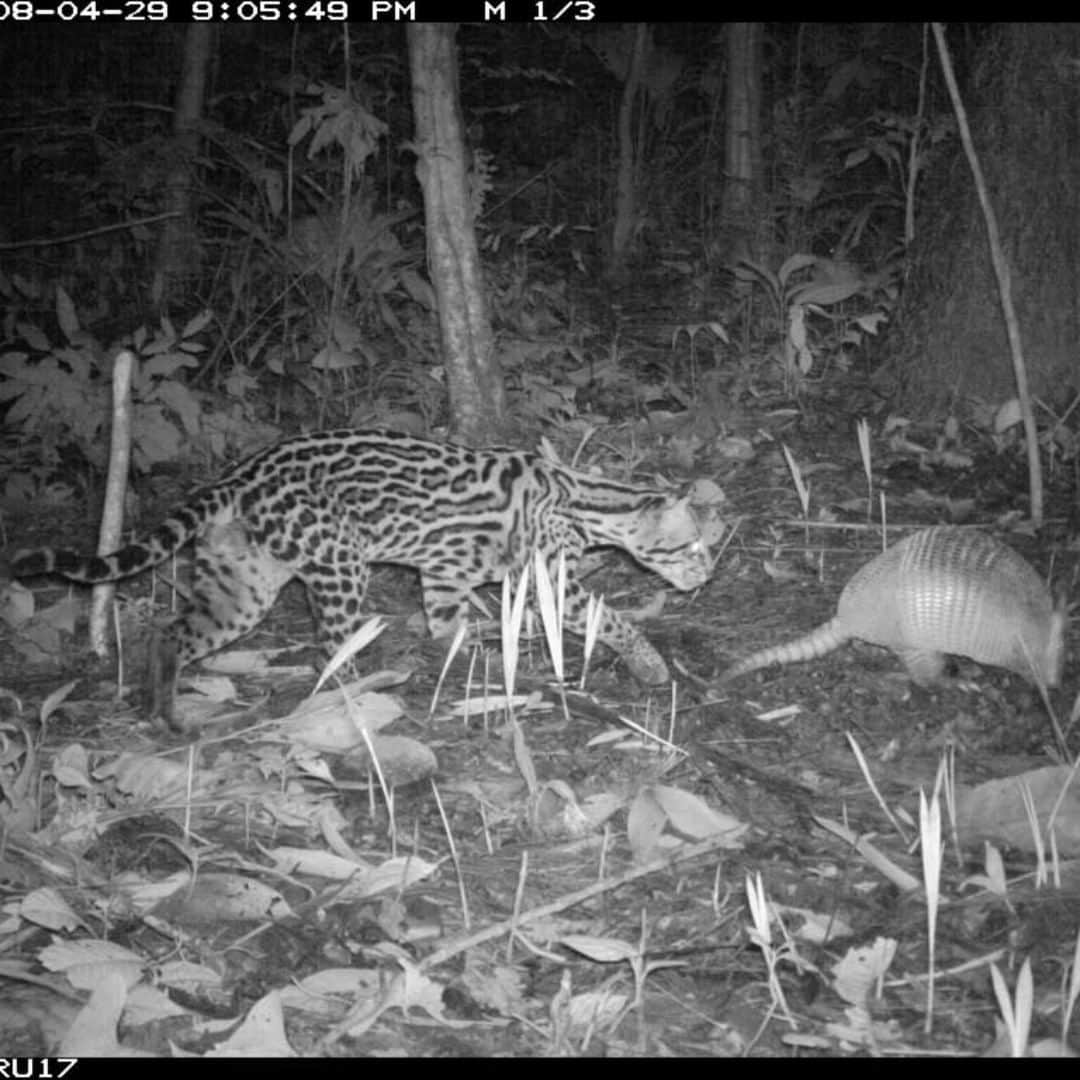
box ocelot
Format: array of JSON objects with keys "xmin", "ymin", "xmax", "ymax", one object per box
[{"xmin": 10, "ymin": 429, "xmax": 711, "ymax": 732}]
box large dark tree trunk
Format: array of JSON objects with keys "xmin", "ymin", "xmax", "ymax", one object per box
[
  {"xmin": 722, "ymin": 23, "xmax": 766, "ymax": 265},
  {"xmin": 154, "ymin": 23, "xmax": 215, "ymax": 313},
  {"xmin": 606, "ymin": 23, "xmax": 651, "ymax": 283},
  {"xmin": 888, "ymin": 23, "xmax": 1080, "ymax": 415}
]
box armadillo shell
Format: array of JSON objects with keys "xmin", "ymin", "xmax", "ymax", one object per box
[{"xmin": 726, "ymin": 527, "xmax": 1063, "ymax": 687}]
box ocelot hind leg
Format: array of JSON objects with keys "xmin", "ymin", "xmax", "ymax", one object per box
[{"xmin": 151, "ymin": 522, "xmax": 293, "ymax": 732}]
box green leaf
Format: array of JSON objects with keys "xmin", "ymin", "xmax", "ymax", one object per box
[
  {"xmin": 134, "ymin": 407, "xmax": 183, "ymax": 465},
  {"xmin": 15, "ymin": 322, "xmax": 50, "ymax": 352},
  {"xmin": 181, "ymin": 310, "xmax": 214, "ymax": 338},
  {"xmin": 55, "ymin": 287, "xmax": 80, "ymax": 341}
]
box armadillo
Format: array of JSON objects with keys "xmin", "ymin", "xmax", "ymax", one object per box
[{"xmin": 724, "ymin": 527, "xmax": 1066, "ymax": 687}]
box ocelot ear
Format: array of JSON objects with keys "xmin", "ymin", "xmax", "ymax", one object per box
[
  {"xmin": 667, "ymin": 481, "xmax": 721, "ymax": 516},
  {"xmin": 646, "ymin": 491, "xmax": 698, "ymax": 528}
]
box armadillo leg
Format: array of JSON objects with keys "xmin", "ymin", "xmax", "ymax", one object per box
[{"xmin": 896, "ymin": 648, "xmax": 947, "ymax": 685}]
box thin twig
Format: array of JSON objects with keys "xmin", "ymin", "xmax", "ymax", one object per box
[
  {"xmin": 418, "ymin": 833, "xmax": 738, "ymax": 973},
  {"xmin": 0, "ymin": 212, "xmax": 181, "ymax": 250}
]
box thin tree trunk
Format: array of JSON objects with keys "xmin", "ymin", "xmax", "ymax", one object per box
[{"xmin": 407, "ymin": 24, "xmax": 508, "ymax": 445}]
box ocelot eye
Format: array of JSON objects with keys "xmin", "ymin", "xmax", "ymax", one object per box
[{"xmin": 689, "ymin": 540, "xmax": 709, "ymax": 560}]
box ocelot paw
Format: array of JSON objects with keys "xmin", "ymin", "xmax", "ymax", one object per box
[
  {"xmin": 622, "ymin": 640, "xmax": 671, "ymax": 685},
  {"xmin": 147, "ymin": 629, "xmax": 185, "ymax": 734}
]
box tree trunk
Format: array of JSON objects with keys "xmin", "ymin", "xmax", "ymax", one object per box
[
  {"xmin": 606, "ymin": 23, "xmax": 651, "ymax": 283},
  {"xmin": 407, "ymin": 24, "xmax": 508, "ymax": 446},
  {"xmin": 722, "ymin": 22, "xmax": 765, "ymax": 265},
  {"xmin": 153, "ymin": 23, "xmax": 215, "ymax": 313},
  {"xmin": 889, "ymin": 22, "xmax": 1080, "ymax": 416}
]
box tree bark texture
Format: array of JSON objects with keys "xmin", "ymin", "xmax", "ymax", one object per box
[{"xmin": 407, "ymin": 24, "xmax": 508, "ymax": 446}]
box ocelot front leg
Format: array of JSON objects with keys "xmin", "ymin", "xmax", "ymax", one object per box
[
  {"xmin": 301, "ymin": 558, "xmax": 372, "ymax": 664},
  {"xmin": 419, "ymin": 571, "xmax": 473, "ymax": 641},
  {"xmin": 558, "ymin": 574, "xmax": 671, "ymax": 685},
  {"xmin": 541, "ymin": 529, "xmax": 672, "ymax": 685},
  {"xmin": 151, "ymin": 521, "xmax": 293, "ymax": 732},
  {"xmin": 297, "ymin": 511, "xmax": 374, "ymax": 667},
  {"xmin": 418, "ymin": 568, "xmax": 670, "ymax": 685}
]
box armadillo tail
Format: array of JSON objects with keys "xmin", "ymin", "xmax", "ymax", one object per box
[{"xmin": 723, "ymin": 618, "xmax": 851, "ymax": 680}]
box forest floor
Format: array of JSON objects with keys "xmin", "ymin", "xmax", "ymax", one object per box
[{"xmin": 1, "ymin": 399, "xmax": 1077, "ymax": 1058}]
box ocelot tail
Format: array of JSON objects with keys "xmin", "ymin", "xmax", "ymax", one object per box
[{"xmin": 10, "ymin": 429, "xmax": 711, "ymax": 732}]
